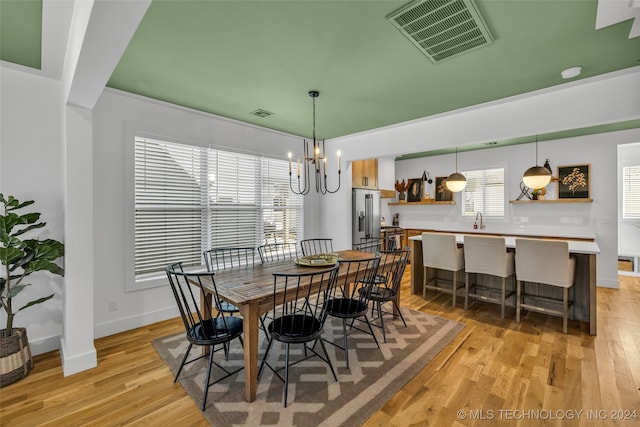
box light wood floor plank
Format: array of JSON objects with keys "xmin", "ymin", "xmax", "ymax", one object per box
[{"xmin": 1, "ymin": 274, "xmax": 639, "ymax": 426}]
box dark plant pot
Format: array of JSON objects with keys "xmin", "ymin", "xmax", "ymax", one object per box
[
  {"xmin": 0, "ymin": 328, "xmax": 33, "ymax": 388},
  {"xmin": 398, "ymin": 192, "xmax": 406, "ymax": 202}
]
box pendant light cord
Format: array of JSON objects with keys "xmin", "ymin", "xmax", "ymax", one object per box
[
  {"xmin": 455, "ymin": 146, "xmax": 458, "ymax": 172},
  {"xmin": 312, "ymin": 96, "xmax": 316, "ymax": 143}
]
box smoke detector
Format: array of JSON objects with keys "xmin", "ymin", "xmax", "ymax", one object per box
[{"xmin": 561, "ymin": 67, "xmax": 582, "ymax": 79}]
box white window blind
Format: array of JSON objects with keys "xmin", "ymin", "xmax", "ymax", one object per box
[
  {"xmin": 260, "ymin": 158, "xmax": 302, "ymax": 243},
  {"xmin": 461, "ymin": 168, "xmax": 505, "ymax": 217},
  {"xmin": 623, "ymin": 166, "xmax": 640, "ymax": 218},
  {"xmin": 134, "ymin": 137, "xmax": 303, "ymax": 277}
]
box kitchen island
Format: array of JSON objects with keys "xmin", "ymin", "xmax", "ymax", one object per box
[{"xmin": 409, "ymin": 231, "xmax": 600, "ymax": 335}]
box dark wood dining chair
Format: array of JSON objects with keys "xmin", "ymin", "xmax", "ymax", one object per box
[
  {"xmin": 203, "ymin": 247, "xmax": 257, "ymax": 271},
  {"xmin": 358, "ymin": 248, "xmax": 411, "ymax": 343},
  {"xmin": 353, "ymin": 237, "xmax": 384, "ymax": 253},
  {"xmin": 257, "ymin": 242, "xmax": 299, "ymax": 263},
  {"xmin": 300, "ymin": 238, "xmax": 334, "ymax": 256},
  {"xmin": 256, "ymin": 242, "xmax": 300, "ymax": 335},
  {"xmin": 258, "ymin": 263, "xmax": 340, "ymax": 407},
  {"xmin": 323, "ymin": 254, "xmax": 382, "ymax": 369},
  {"xmin": 165, "ymin": 262, "xmax": 244, "ymax": 411},
  {"xmin": 202, "ymin": 247, "xmax": 257, "ymax": 315}
]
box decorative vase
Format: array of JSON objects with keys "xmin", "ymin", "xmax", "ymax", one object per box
[
  {"xmin": 0, "ymin": 328, "xmax": 33, "ymax": 388},
  {"xmin": 532, "ymin": 187, "xmax": 547, "ymax": 200},
  {"xmin": 398, "ymin": 192, "xmax": 406, "ymax": 203}
]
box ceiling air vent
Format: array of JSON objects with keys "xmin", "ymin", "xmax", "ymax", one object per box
[
  {"xmin": 387, "ymin": 0, "xmax": 494, "ymax": 63},
  {"xmin": 250, "ymin": 109, "xmax": 274, "ymax": 118}
]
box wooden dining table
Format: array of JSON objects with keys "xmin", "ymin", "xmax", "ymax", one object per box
[{"xmin": 198, "ymin": 249, "xmax": 397, "ymax": 402}]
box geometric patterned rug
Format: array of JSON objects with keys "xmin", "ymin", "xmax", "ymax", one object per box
[{"xmin": 152, "ymin": 307, "xmax": 464, "ymax": 427}]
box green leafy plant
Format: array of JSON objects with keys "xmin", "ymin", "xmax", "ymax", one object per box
[{"xmin": 0, "ymin": 194, "xmax": 64, "ymax": 337}]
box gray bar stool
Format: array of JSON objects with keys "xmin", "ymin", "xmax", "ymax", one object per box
[
  {"xmin": 515, "ymin": 238, "xmax": 576, "ymax": 333},
  {"xmin": 463, "ymin": 235, "xmax": 515, "ymax": 318},
  {"xmin": 421, "ymin": 233, "xmax": 465, "ymax": 307}
]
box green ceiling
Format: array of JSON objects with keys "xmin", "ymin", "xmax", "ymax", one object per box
[
  {"xmin": 107, "ymin": 0, "xmax": 640, "ymax": 139},
  {"xmin": 1, "ymin": 0, "xmax": 639, "ymax": 142},
  {"xmin": 0, "ymin": 0, "xmax": 42, "ymax": 69}
]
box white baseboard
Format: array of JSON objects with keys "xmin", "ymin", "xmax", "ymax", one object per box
[
  {"xmin": 60, "ymin": 338, "xmax": 97, "ymax": 376},
  {"xmin": 27, "ymin": 307, "xmax": 177, "ymax": 374},
  {"xmin": 27, "ymin": 307, "xmax": 177, "ymax": 357},
  {"xmin": 619, "ymin": 270, "xmax": 640, "ymax": 277},
  {"xmin": 30, "ymin": 334, "xmax": 62, "ymax": 356},
  {"xmin": 597, "ymin": 277, "xmax": 619, "ymax": 289},
  {"xmin": 94, "ymin": 306, "xmax": 178, "ymax": 339}
]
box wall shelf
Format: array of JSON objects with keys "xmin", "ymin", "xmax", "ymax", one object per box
[
  {"xmin": 509, "ymin": 198, "xmax": 593, "ymax": 204},
  {"xmin": 380, "ymin": 189, "xmax": 396, "ymax": 199},
  {"xmin": 388, "ymin": 200, "xmax": 455, "ymax": 206}
]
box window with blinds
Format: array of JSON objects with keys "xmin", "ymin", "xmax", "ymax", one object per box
[
  {"xmin": 134, "ymin": 137, "xmax": 303, "ymax": 278},
  {"xmin": 461, "ymin": 168, "xmax": 505, "ymax": 217},
  {"xmin": 623, "ymin": 165, "xmax": 640, "ymax": 218}
]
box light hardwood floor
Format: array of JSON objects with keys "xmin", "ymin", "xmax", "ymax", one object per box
[{"xmin": 1, "ymin": 274, "xmax": 639, "ymax": 426}]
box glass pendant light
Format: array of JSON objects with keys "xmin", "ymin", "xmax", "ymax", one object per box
[
  {"xmin": 445, "ymin": 147, "xmax": 466, "ymax": 192},
  {"xmin": 522, "ymin": 136, "xmax": 551, "ymax": 189}
]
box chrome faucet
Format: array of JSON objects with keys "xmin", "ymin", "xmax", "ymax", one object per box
[{"xmin": 474, "ymin": 212, "xmax": 485, "ymax": 230}]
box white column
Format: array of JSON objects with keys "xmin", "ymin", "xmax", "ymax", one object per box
[
  {"xmin": 58, "ymin": 0, "xmax": 151, "ymax": 375},
  {"xmin": 61, "ymin": 104, "xmax": 97, "ymax": 376}
]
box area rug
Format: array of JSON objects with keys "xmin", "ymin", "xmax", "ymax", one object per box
[{"xmin": 152, "ymin": 307, "xmax": 464, "ymax": 427}]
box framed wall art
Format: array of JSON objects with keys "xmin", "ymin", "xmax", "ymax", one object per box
[
  {"xmin": 557, "ymin": 164, "xmax": 590, "ymax": 199},
  {"xmin": 407, "ymin": 178, "xmax": 422, "ymax": 202},
  {"xmin": 435, "ymin": 176, "xmax": 453, "ymax": 202}
]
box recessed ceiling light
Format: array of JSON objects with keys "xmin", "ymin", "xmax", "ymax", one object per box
[{"xmin": 561, "ymin": 67, "xmax": 582, "ymax": 79}]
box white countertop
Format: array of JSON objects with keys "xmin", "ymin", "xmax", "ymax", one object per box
[
  {"xmin": 402, "ymin": 225, "xmax": 596, "ymax": 241},
  {"xmin": 409, "ymin": 233, "xmax": 600, "ymax": 255}
]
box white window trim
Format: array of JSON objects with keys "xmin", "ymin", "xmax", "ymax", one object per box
[
  {"xmin": 459, "ymin": 165, "xmax": 507, "ymax": 221},
  {"xmin": 622, "ymin": 165, "xmax": 640, "ymax": 220}
]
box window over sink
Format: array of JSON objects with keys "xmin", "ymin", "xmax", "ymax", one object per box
[{"xmin": 461, "ymin": 167, "xmax": 505, "ymax": 218}]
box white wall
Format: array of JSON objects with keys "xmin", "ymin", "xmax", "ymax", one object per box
[
  {"xmin": 91, "ymin": 89, "xmax": 307, "ymax": 338},
  {"xmin": 0, "ymin": 67, "xmax": 66, "ymax": 354},
  {"xmin": 329, "ymin": 68, "xmax": 640, "ymax": 161},
  {"xmin": 392, "ymin": 130, "xmax": 640, "ymax": 288},
  {"xmin": 618, "ymin": 142, "xmax": 640, "ymax": 256},
  {"xmin": 322, "ymin": 69, "xmax": 640, "ymax": 289},
  {"xmin": 377, "ymin": 156, "xmax": 396, "ymax": 223}
]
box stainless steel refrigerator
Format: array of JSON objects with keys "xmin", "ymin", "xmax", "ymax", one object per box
[{"xmin": 352, "ymin": 189, "xmax": 381, "ymax": 243}]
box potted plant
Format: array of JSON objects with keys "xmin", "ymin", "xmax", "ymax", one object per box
[{"xmin": 0, "ymin": 194, "xmax": 64, "ymax": 387}]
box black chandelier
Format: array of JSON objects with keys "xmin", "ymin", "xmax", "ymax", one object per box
[{"xmin": 288, "ymin": 90, "xmax": 341, "ymax": 195}]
